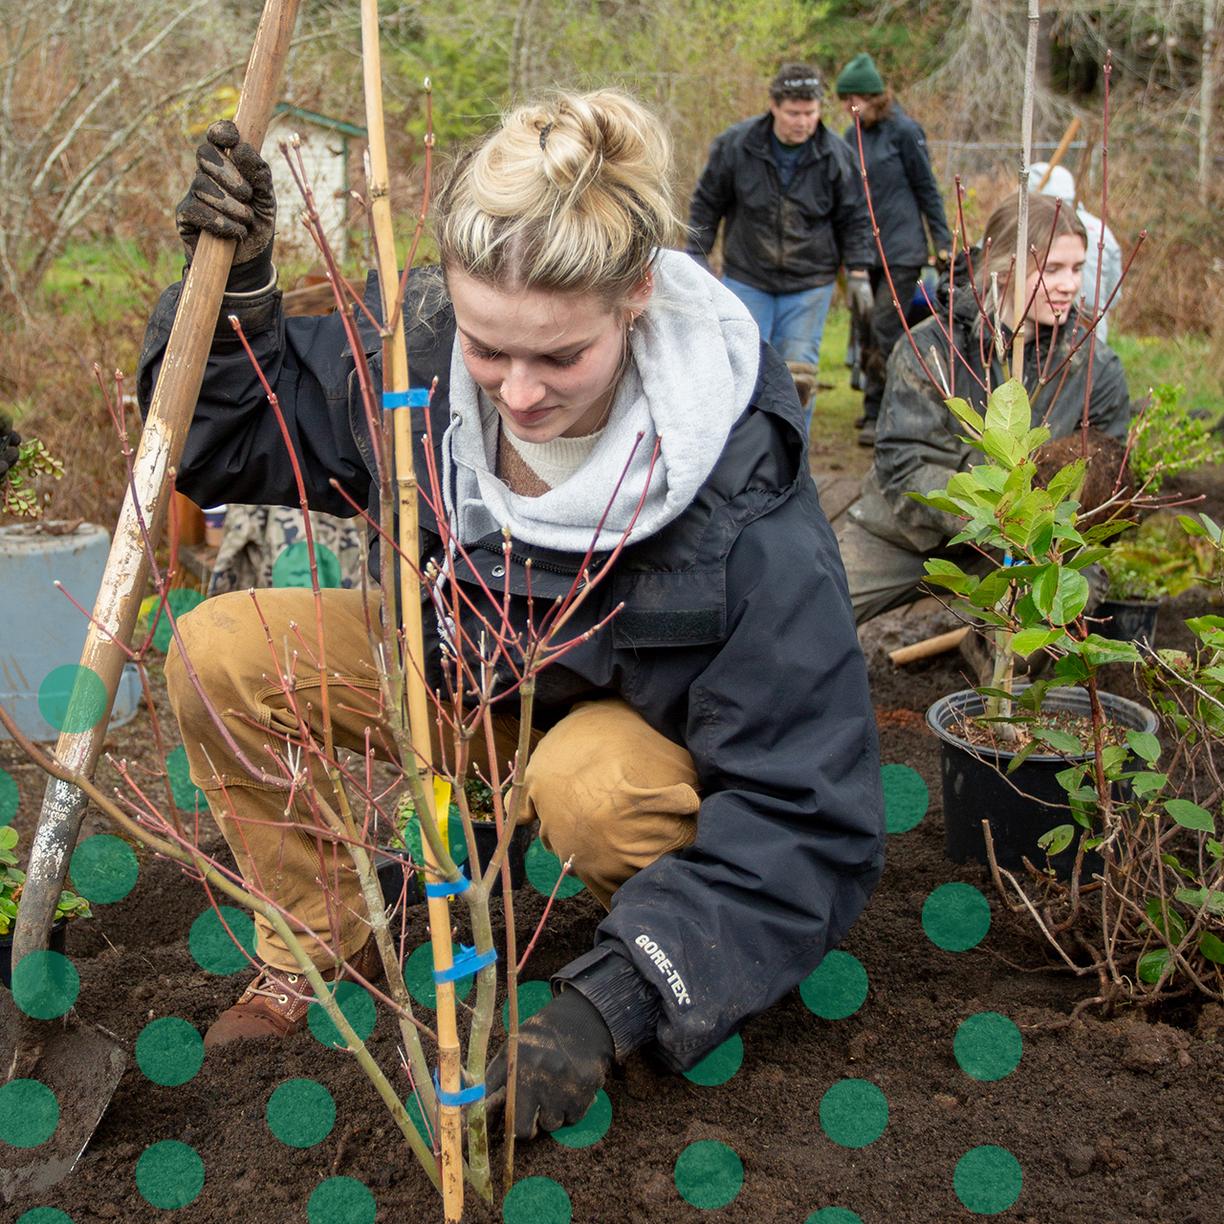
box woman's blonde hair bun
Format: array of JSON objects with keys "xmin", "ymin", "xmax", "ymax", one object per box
[{"xmin": 436, "ymin": 89, "xmax": 681, "ymax": 304}]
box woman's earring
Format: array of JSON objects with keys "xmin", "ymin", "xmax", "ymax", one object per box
[{"xmin": 628, "ymin": 313, "xmax": 638, "ymax": 333}]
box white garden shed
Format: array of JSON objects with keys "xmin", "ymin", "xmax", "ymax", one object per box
[{"xmin": 264, "ymin": 103, "xmax": 367, "ymax": 260}]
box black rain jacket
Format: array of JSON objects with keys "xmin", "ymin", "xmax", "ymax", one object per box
[
  {"xmin": 687, "ymin": 113, "xmax": 874, "ymax": 294},
  {"xmin": 842, "ymin": 103, "xmax": 951, "ymax": 269},
  {"xmin": 137, "ymin": 268, "xmax": 885, "ymax": 1070}
]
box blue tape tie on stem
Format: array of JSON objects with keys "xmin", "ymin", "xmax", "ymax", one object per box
[
  {"xmin": 424, "ymin": 874, "xmax": 470, "ymax": 898},
  {"xmin": 382, "ymin": 388, "xmax": 430, "ymax": 410},
  {"xmin": 433, "ymin": 943, "xmax": 497, "ymax": 983},
  {"xmin": 433, "ymin": 1069, "xmax": 486, "ymax": 1107}
]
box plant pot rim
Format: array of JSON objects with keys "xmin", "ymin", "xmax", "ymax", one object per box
[
  {"xmin": 0, "ymin": 915, "xmax": 69, "ymax": 942},
  {"xmin": 926, "ymin": 684, "xmax": 1158, "ymax": 765}
]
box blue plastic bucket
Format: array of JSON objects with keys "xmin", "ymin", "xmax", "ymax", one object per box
[{"xmin": 0, "ymin": 522, "xmax": 141, "ymax": 742}]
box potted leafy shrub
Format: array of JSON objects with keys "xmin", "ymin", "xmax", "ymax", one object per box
[
  {"xmin": 916, "ymin": 380, "xmax": 1158, "ymax": 880},
  {"xmin": 0, "ymin": 824, "xmax": 92, "ymax": 988},
  {"xmin": 981, "ymin": 512, "xmax": 1224, "ymax": 1010},
  {"xmin": 1096, "ymin": 511, "xmax": 1216, "ymax": 644}
]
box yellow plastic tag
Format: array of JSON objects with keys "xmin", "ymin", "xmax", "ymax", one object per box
[{"xmin": 433, "ymin": 776, "xmax": 453, "ymax": 843}]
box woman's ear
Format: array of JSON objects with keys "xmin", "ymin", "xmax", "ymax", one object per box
[{"xmin": 625, "ymin": 269, "xmax": 654, "ymax": 319}]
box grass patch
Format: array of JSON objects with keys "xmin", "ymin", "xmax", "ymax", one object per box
[{"xmin": 1111, "ymin": 330, "xmax": 1224, "ymax": 418}]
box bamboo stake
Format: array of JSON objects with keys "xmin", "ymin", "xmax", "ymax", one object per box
[
  {"xmin": 11, "ymin": 0, "xmax": 303, "ymax": 975},
  {"xmin": 1011, "ymin": 0, "xmax": 1041, "ymax": 379},
  {"xmin": 358, "ymin": 6, "xmax": 464, "ymax": 1219}
]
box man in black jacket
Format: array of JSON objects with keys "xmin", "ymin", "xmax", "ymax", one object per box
[
  {"xmin": 687, "ymin": 63, "xmax": 875, "ymax": 431},
  {"xmin": 836, "ymin": 52, "xmax": 952, "ymax": 448}
]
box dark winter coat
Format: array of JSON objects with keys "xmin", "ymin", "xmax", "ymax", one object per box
[
  {"xmin": 849, "ymin": 270, "xmax": 1132, "ymax": 554},
  {"xmin": 137, "ymin": 268, "xmax": 885, "ymax": 1072},
  {"xmin": 843, "ymin": 103, "xmax": 951, "ymax": 269},
  {"xmin": 687, "ymin": 113, "xmax": 874, "ymax": 294}
]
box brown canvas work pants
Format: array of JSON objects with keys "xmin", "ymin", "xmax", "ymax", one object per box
[{"xmin": 166, "ymin": 588, "xmax": 701, "ymax": 971}]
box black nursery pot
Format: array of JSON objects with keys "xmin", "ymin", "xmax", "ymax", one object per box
[
  {"xmin": 1, "ymin": 919, "xmax": 67, "ymax": 990},
  {"xmin": 469, "ymin": 820, "xmax": 531, "ymax": 896},
  {"xmin": 376, "ymin": 850, "xmax": 423, "ymax": 912},
  {"xmin": 1096, "ymin": 598, "xmax": 1160, "ymax": 645},
  {"xmin": 926, "ymin": 686, "xmax": 1158, "ymax": 881}
]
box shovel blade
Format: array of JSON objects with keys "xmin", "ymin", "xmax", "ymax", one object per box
[{"xmin": 0, "ymin": 993, "xmax": 127, "ymax": 1204}]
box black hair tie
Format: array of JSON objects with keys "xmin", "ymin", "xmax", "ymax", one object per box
[{"xmin": 539, "ymin": 122, "xmax": 554, "ymax": 150}]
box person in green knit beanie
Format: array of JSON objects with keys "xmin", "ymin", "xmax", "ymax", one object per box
[
  {"xmin": 836, "ymin": 52, "xmax": 885, "ymax": 97},
  {"xmin": 835, "ymin": 51, "xmax": 951, "ymax": 447}
]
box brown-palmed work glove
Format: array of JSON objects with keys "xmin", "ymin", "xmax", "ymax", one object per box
[
  {"xmin": 176, "ymin": 120, "xmax": 277, "ymax": 280},
  {"xmin": 485, "ymin": 989, "xmax": 615, "ymax": 1140}
]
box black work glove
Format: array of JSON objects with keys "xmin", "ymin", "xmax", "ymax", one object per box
[
  {"xmin": 0, "ymin": 415, "xmax": 21, "ymax": 482},
  {"xmin": 176, "ymin": 120, "xmax": 276, "ymax": 276},
  {"xmin": 486, "ymin": 988, "xmax": 614, "ymax": 1140}
]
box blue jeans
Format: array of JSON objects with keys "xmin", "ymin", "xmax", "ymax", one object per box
[{"xmin": 723, "ymin": 276, "xmax": 835, "ymax": 432}]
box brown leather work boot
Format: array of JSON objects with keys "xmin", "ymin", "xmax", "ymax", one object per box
[{"xmin": 204, "ymin": 934, "xmax": 385, "ymax": 1049}]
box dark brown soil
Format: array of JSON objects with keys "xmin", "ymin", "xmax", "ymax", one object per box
[{"xmin": 3, "ymin": 471, "xmax": 1223, "ymax": 1223}]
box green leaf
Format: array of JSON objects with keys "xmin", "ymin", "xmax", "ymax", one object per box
[
  {"xmin": 945, "ymin": 396, "xmax": 984, "ymax": 435},
  {"xmin": 1021, "ymin": 426, "xmax": 1052, "ymax": 456},
  {"xmin": 1078, "ymin": 634, "xmax": 1142, "ymax": 667},
  {"xmin": 1012, "ymin": 628, "xmax": 1062, "ymax": 656},
  {"xmin": 1144, "ymin": 898, "xmax": 1187, "ymax": 944},
  {"xmin": 1199, "ymin": 932, "xmax": 1224, "ymax": 965},
  {"xmin": 1136, "ymin": 949, "xmax": 1172, "ymax": 985},
  {"xmin": 985, "ymin": 379, "xmax": 1031, "ymax": 439},
  {"xmin": 1005, "ymin": 738, "xmax": 1042, "ymax": 774},
  {"xmin": 1052, "ymin": 653, "xmax": 1091, "ymax": 684},
  {"xmin": 1037, "ymin": 824, "xmax": 1075, "ymax": 857},
  {"xmin": 1125, "ymin": 731, "xmax": 1161, "ymax": 765},
  {"xmin": 1028, "ymin": 516, "xmax": 1056, "ymax": 556},
  {"xmin": 1175, "ymin": 887, "xmax": 1224, "ymax": 915},
  {"xmin": 1177, "ymin": 514, "xmax": 1206, "ymax": 538},
  {"xmin": 1129, "ymin": 771, "xmax": 1168, "ymax": 799},
  {"xmin": 1032, "ymin": 565, "xmax": 1090, "ymax": 625},
  {"xmin": 1207, "ymin": 839, "xmax": 1223, "ymax": 861},
  {"xmin": 1081, "ymin": 518, "xmax": 1136, "ymax": 544},
  {"xmin": 968, "ymin": 568, "xmax": 1015, "ymax": 609},
  {"xmin": 1163, "ymin": 799, "xmax": 1216, "ymax": 833},
  {"xmin": 1046, "ymin": 459, "xmax": 1086, "ymax": 506},
  {"xmin": 971, "ymin": 463, "xmax": 1010, "ymax": 493},
  {"xmin": 980, "ymin": 427, "xmax": 1022, "ymax": 468},
  {"xmin": 1036, "ymin": 726, "xmax": 1084, "ymax": 755},
  {"xmin": 1068, "ymin": 546, "xmax": 1110, "ymax": 570},
  {"xmin": 0, "ymin": 826, "xmax": 17, "ymax": 851},
  {"xmin": 922, "ymin": 558, "xmax": 977, "ymax": 595}
]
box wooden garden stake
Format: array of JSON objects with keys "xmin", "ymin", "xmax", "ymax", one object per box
[
  {"xmin": 358, "ymin": 4, "xmax": 464, "ymax": 1218},
  {"xmin": 1012, "ymin": 0, "xmax": 1040, "ymax": 379},
  {"xmin": 11, "ymin": 0, "xmax": 302, "ymax": 978},
  {"xmin": 1035, "ymin": 116, "xmax": 1081, "ymax": 192}
]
